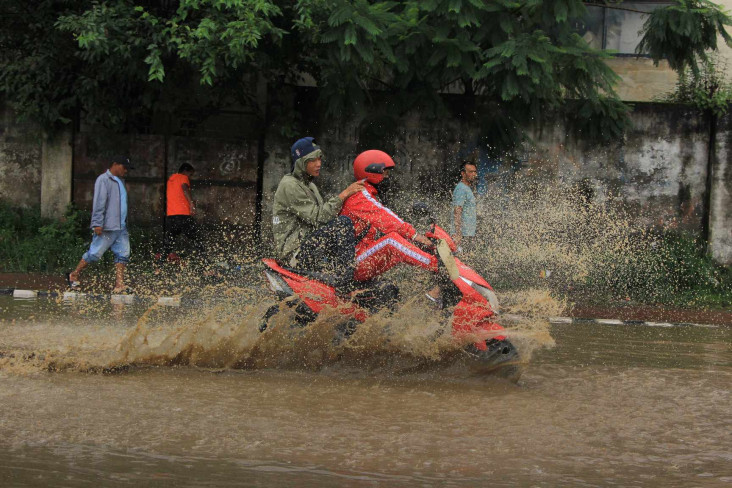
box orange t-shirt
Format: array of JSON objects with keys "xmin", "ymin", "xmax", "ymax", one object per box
[{"xmin": 166, "ymin": 173, "xmax": 191, "ymax": 216}]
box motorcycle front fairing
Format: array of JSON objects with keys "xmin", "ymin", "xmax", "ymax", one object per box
[
  {"xmin": 432, "ymin": 240, "xmax": 507, "ymax": 350},
  {"xmin": 450, "ymin": 276, "xmax": 507, "ymax": 348}
]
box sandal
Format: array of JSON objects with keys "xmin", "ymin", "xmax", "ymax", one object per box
[{"xmin": 65, "ymin": 272, "xmax": 80, "ymax": 289}]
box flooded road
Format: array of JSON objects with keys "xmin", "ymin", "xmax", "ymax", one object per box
[{"xmin": 0, "ymin": 295, "xmax": 730, "ymax": 487}]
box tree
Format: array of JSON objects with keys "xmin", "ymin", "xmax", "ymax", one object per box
[
  {"xmin": 0, "ymin": 0, "xmax": 730, "ymax": 142},
  {"xmin": 0, "ymin": 0, "xmax": 286, "ymax": 130},
  {"xmin": 638, "ymin": 0, "xmax": 732, "ymax": 75}
]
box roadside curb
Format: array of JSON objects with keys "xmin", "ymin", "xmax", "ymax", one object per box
[
  {"xmin": 547, "ymin": 316, "xmax": 720, "ymax": 329},
  {"xmin": 2, "ymin": 288, "xmax": 184, "ymax": 307},
  {"xmin": 1, "ymin": 288, "xmax": 727, "ymax": 327}
]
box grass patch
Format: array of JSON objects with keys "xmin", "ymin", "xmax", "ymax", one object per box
[{"xmin": 0, "ymin": 202, "xmax": 89, "ymax": 273}]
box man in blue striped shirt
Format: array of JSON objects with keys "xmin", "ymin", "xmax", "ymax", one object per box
[{"xmin": 451, "ymin": 162, "xmax": 478, "ymax": 254}]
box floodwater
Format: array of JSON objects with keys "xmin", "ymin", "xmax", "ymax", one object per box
[{"xmin": 0, "ymin": 294, "xmax": 730, "ymax": 487}]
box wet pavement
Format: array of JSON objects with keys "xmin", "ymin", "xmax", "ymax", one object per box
[{"xmin": 0, "ymin": 294, "xmax": 730, "ymax": 487}]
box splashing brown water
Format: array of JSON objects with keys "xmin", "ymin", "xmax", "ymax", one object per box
[
  {"xmin": 3, "ymin": 174, "xmax": 700, "ymax": 378},
  {"xmin": 0, "ymin": 286, "xmax": 556, "ymax": 378},
  {"xmin": 401, "ymin": 173, "xmax": 710, "ymax": 305}
]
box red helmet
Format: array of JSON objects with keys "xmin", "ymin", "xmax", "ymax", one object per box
[{"xmin": 353, "ymin": 150, "xmax": 395, "ymax": 185}]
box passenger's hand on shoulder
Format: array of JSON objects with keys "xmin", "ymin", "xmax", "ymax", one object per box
[{"xmin": 339, "ymin": 180, "xmax": 366, "ymax": 201}]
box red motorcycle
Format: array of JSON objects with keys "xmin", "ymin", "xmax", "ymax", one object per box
[{"xmin": 261, "ymin": 223, "xmax": 520, "ymax": 380}]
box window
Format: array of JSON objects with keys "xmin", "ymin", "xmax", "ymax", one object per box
[{"xmin": 575, "ymin": 2, "xmax": 673, "ymax": 54}]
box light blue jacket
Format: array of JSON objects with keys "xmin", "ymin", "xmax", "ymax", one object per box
[{"xmin": 90, "ymin": 170, "xmax": 127, "ymax": 230}]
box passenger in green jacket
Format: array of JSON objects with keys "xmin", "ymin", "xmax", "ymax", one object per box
[{"xmin": 272, "ymin": 137, "xmax": 364, "ymax": 284}]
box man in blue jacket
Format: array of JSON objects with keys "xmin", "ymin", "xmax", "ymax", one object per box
[{"xmin": 67, "ymin": 155, "xmax": 134, "ymax": 293}]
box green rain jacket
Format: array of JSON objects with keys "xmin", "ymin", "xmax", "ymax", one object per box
[{"xmin": 272, "ymin": 149, "xmax": 343, "ymax": 264}]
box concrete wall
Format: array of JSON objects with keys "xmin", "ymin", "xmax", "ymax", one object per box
[
  {"xmin": 710, "ymin": 113, "xmax": 732, "ymax": 263},
  {"xmin": 0, "ymin": 106, "xmax": 42, "ymax": 208},
  {"xmin": 708, "ymin": 0, "xmax": 732, "ymax": 263},
  {"xmin": 259, "ymin": 101, "xmax": 731, "ymax": 263},
  {"xmin": 1, "ymin": 100, "xmax": 730, "ymax": 264},
  {"xmin": 262, "ymin": 104, "xmax": 711, "ymax": 228},
  {"xmin": 530, "ymin": 104, "xmax": 710, "ymax": 230},
  {"xmin": 40, "ymin": 127, "xmax": 73, "ymax": 219}
]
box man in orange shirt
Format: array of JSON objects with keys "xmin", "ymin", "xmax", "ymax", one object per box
[{"xmin": 161, "ymin": 163, "xmax": 204, "ymax": 261}]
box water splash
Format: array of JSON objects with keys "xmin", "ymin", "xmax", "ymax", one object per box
[{"xmin": 0, "ymin": 281, "xmax": 558, "ymax": 379}]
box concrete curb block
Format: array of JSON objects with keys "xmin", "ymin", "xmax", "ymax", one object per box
[
  {"xmin": 157, "ymin": 296, "xmax": 181, "ymax": 307},
  {"xmin": 61, "ymin": 291, "xmax": 183, "ymax": 307},
  {"xmin": 110, "ymin": 294, "xmax": 136, "ymax": 305},
  {"xmin": 63, "ymin": 291, "xmax": 86, "ymax": 300},
  {"xmin": 12, "ymin": 289, "xmax": 37, "ymax": 299},
  {"xmin": 3, "ymin": 288, "xmax": 58, "ymax": 298}
]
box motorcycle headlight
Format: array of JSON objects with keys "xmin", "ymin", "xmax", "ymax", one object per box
[{"xmin": 460, "ymin": 277, "xmax": 500, "ymax": 312}]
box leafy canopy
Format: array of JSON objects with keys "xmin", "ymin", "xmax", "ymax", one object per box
[
  {"xmin": 638, "ymin": 0, "xmax": 732, "ymax": 75},
  {"xmin": 0, "ymin": 0, "xmax": 730, "ymax": 142}
]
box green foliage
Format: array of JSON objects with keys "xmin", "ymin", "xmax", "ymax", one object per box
[
  {"xmin": 586, "ymin": 230, "xmax": 732, "ymax": 307},
  {"xmin": 297, "ymin": 0, "xmax": 634, "ymax": 144},
  {"xmin": 1, "ymin": 0, "xmax": 730, "ymax": 144},
  {"xmin": 638, "ymin": 0, "xmax": 732, "ymax": 74},
  {"xmin": 0, "ymin": 0, "xmax": 89, "ymax": 126},
  {"xmin": 565, "ymin": 96, "xmax": 632, "ymax": 141},
  {"xmin": 0, "ymin": 202, "xmax": 88, "ymax": 273},
  {"xmin": 1, "ymin": 0, "xmax": 285, "ymax": 129},
  {"xmin": 661, "ymin": 55, "xmax": 732, "ymax": 117}
]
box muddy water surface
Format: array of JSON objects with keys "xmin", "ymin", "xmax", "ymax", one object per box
[{"xmin": 0, "ymin": 295, "xmax": 730, "ymax": 487}]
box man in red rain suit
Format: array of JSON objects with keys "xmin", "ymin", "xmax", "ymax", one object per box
[{"xmin": 340, "ymin": 150, "xmax": 440, "ymax": 305}]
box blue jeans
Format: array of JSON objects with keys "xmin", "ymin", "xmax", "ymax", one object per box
[{"xmin": 82, "ymin": 229, "xmax": 130, "ymax": 264}]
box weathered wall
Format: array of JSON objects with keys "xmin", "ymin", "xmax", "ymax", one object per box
[
  {"xmin": 40, "ymin": 127, "xmax": 73, "ymax": 219},
  {"xmin": 72, "ymin": 122, "xmax": 258, "ymax": 227},
  {"xmin": 710, "ymin": 113, "xmax": 732, "ymax": 264},
  {"xmin": 0, "ymin": 106, "xmax": 42, "ymax": 208},
  {"xmin": 260, "ymin": 101, "xmax": 730, "ymax": 263},
  {"xmin": 529, "ymin": 104, "xmax": 710, "ymax": 231},
  {"xmin": 607, "ymin": 57, "xmax": 677, "ymax": 102},
  {"xmin": 2, "ymin": 99, "xmax": 730, "ymax": 264},
  {"xmin": 262, "ymin": 104, "xmax": 711, "ymax": 226}
]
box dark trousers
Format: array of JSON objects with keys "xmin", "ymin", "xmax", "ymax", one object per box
[
  {"xmin": 296, "ymin": 216, "xmax": 356, "ymax": 286},
  {"xmin": 162, "ymin": 215, "xmax": 205, "ymax": 259}
]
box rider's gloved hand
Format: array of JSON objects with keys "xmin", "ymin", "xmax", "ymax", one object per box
[{"xmin": 413, "ymin": 233, "xmax": 432, "ymax": 247}]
